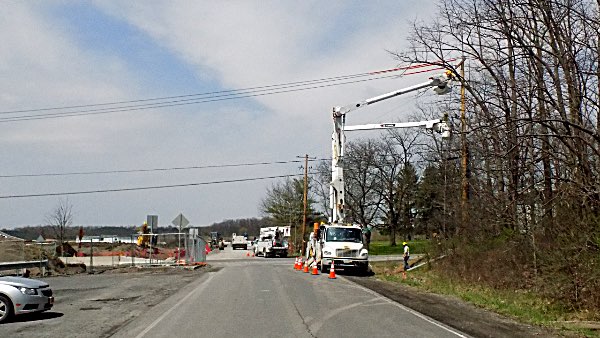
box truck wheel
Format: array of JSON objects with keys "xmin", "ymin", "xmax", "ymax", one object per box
[
  {"xmin": 0, "ymin": 294, "xmax": 14, "ymax": 323},
  {"xmin": 320, "ymin": 262, "xmax": 328, "ymax": 273}
]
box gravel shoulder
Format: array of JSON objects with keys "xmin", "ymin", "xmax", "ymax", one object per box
[
  {"xmin": 346, "ymin": 275, "xmax": 562, "ymax": 338},
  {"xmin": 0, "ymin": 266, "xmax": 210, "ymax": 338}
]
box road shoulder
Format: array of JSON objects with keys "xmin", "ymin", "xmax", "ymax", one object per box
[{"xmin": 346, "ymin": 276, "xmax": 560, "ymax": 338}]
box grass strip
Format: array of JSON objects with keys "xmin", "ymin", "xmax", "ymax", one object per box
[
  {"xmin": 368, "ymin": 240, "xmax": 429, "ymax": 255},
  {"xmin": 370, "ymin": 261, "xmax": 599, "ymax": 337}
]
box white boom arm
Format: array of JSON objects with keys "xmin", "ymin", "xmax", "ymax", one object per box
[
  {"xmin": 344, "ymin": 119, "xmax": 450, "ymax": 134},
  {"xmin": 330, "ymin": 71, "xmax": 453, "ymax": 223}
]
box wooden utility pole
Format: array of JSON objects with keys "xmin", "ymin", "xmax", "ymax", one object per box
[
  {"xmin": 460, "ymin": 59, "xmax": 470, "ymax": 232},
  {"xmin": 301, "ymin": 154, "xmax": 308, "ymax": 255}
]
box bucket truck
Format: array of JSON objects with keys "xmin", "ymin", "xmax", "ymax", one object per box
[
  {"xmin": 255, "ymin": 226, "xmax": 290, "ymax": 257},
  {"xmin": 307, "ymin": 67, "xmax": 456, "ymax": 274}
]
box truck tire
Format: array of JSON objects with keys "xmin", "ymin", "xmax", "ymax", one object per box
[
  {"xmin": 0, "ymin": 294, "xmax": 14, "ymax": 323},
  {"xmin": 320, "ymin": 262, "xmax": 328, "ymax": 273}
]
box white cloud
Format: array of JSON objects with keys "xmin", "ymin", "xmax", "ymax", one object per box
[{"xmin": 0, "ymin": 1, "xmax": 440, "ymax": 227}]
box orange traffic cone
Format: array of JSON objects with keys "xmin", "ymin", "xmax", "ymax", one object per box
[
  {"xmin": 246, "ymin": 252, "xmax": 250, "ymax": 257},
  {"xmin": 328, "ymin": 260, "xmax": 336, "ymax": 279},
  {"xmin": 296, "ymin": 258, "xmax": 302, "ymax": 270},
  {"xmin": 311, "ymin": 263, "xmax": 319, "ymax": 275},
  {"xmin": 293, "ymin": 257, "xmax": 299, "ymax": 269},
  {"xmin": 303, "ymin": 261, "xmax": 309, "ymax": 273}
]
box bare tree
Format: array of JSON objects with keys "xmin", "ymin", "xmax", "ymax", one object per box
[
  {"xmin": 395, "ymin": 0, "xmax": 600, "ymax": 311},
  {"xmin": 313, "ymin": 160, "xmax": 333, "ymax": 221},
  {"xmin": 45, "ymin": 198, "xmax": 74, "ymax": 256},
  {"xmin": 344, "ymin": 139, "xmax": 385, "ymax": 228}
]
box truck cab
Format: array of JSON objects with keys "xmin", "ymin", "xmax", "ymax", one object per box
[
  {"xmin": 231, "ymin": 234, "xmax": 248, "ymax": 250},
  {"xmin": 319, "ymin": 224, "xmax": 368, "ymax": 274}
]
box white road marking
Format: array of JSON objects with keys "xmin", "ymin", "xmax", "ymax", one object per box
[
  {"xmin": 340, "ymin": 276, "xmax": 471, "ymax": 338},
  {"xmin": 308, "ymin": 298, "xmax": 383, "ymax": 333},
  {"xmin": 134, "ymin": 270, "xmax": 221, "ymax": 338}
]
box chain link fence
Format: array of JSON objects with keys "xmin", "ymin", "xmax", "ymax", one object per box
[
  {"xmin": 1, "ymin": 230, "xmax": 207, "ymax": 275},
  {"xmin": 60, "ymin": 230, "xmax": 207, "ymax": 272}
]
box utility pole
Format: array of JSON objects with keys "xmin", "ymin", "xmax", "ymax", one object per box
[
  {"xmin": 460, "ymin": 59, "xmax": 470, "ymax": 233},
  {"xmin": 302, "ymin": 154, "xmax": 308, "ymax": 256}
]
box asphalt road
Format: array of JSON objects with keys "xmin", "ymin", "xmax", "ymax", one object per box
[
  {"xmin": 113, "ymin": 247, "xmax": 466, "ymax": 338},
  {"xmin": 0, "ymin": 246, "xmax": 468, "ymax": 338}
]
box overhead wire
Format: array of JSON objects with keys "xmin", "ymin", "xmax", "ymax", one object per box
[
  {"xmin": 0, "ymin": 174, "xmax": 305, "ymax": 199},
  {"xmin": 0, "ymin": 74, "xmax": 401, "ymax": 122},
  {"xmin": 0, "ymin": 158, "xmax": 329, "ymax": 178},
  {"xmin": 0, "ymin": 61, "xmax": 451, "ymax": 198},
  {"xmin": 0, "ymin": 167, "xmax": 338, "ymax": 199},
  {"xmin": 0, "ymin": 72, "xmax": 375, "ymax": 115},
  {"xmin": 0, "ymin": 62, "xmax": 448, "ymax": 123}
]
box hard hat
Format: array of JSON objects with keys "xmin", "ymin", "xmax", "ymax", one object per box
[{"xmin": 402, "ymin": 242, "xmax": 407, "ymax": 245}]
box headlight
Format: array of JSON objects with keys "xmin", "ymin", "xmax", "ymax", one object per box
[
  {"xmin": 360, "ymin": 249, "xmax": 368, "ymax": 257},
  {"xmin": 19, "ymin": 287, "xmax": 38, "ymax": 295}
]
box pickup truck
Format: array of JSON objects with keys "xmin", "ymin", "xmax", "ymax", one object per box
[{"xmin": 231, "ymin": 235, "xmax": 248, "ymax": 250}]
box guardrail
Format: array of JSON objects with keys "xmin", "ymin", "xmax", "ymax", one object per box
[{"xmin": 0, "ymin": 259, "xmax": 48, "ymax": 276}]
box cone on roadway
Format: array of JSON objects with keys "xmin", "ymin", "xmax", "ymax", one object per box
[
  {"xmin": 303, "ymin": 261, "xmax": 309, "ymax": 273},
  {"xmin": 293, "ymin": 257, "xmax": 299, "ymax": 269},
  {"xmin": 328, "ymin": 260, "xmax": 337, "ymax": 279},
  {"xmin": 246, "ymin": 251, "xmax": 250, "ymax": 257},
  {"xmin": 311, "ymin": 263, "xmax": 319, "ymax": 275},
  {"xmin": 296, "ymin": 258, "xmax": 303, "ymax": 270}
]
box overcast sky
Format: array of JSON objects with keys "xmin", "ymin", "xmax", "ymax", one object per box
[{"xmin": 0, "ymin": 1, "xmax": 441, "ymax": 229}]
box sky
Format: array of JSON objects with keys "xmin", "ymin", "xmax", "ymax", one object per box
[{"xmin": 0, "ymin": 1, "xmax": 441, "ymax": 229}]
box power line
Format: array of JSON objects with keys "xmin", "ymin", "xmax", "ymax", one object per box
[
  {"xmin": 0, "ymin": 73, "xmax": 402, "ymax": 123},
  {"xmin": 0, "ymin": 62, "xmax": 448, "ymax": 123},
  {"xmin": 0, "ymin": 166, "xmax": 338, "ymax": 200},
  {"xmin": 3, "ymin": 61, "xmax": 445, "ymax": 116},
  {"xmin": 0, "ymin": 174, "xmax": 304, "ymax": 199},
  {"xmin": 0, "ymin": 158, "xmax": 330, "ymax": 178},
  {"xmin": 0, "ymin": 72, "xmax": 374, "ymax": 115}
]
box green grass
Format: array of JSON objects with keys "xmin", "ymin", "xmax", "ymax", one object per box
[
  {"xmin": 368, "ymin": 240, "xmax": 429, "ymax": 255},
  {"xmin": 370, "ymin": 262, "xmax": 600, "ymax": 337}
]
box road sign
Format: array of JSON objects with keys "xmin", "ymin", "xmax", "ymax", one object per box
[
  {"xmin": 147, "ymin": 215, "xmax": 158, "ymax": 232},
  {"xmin": 172, "ymin": 213, "xmax": 189, "ymax": 228}
]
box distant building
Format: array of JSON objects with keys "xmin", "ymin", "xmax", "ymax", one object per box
[{"xmin": 75, "ymin": 235, "xmax": 136, "ymax": 244}]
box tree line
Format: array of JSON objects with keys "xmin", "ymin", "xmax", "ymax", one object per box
[{"xmin": 261, "ymin": 0, "xmax": 600, "ymax": 312}]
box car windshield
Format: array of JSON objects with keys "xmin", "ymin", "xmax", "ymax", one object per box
[{"xmin": 325, "ymin": 228, "xmax": 362, "ymax": 243}]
